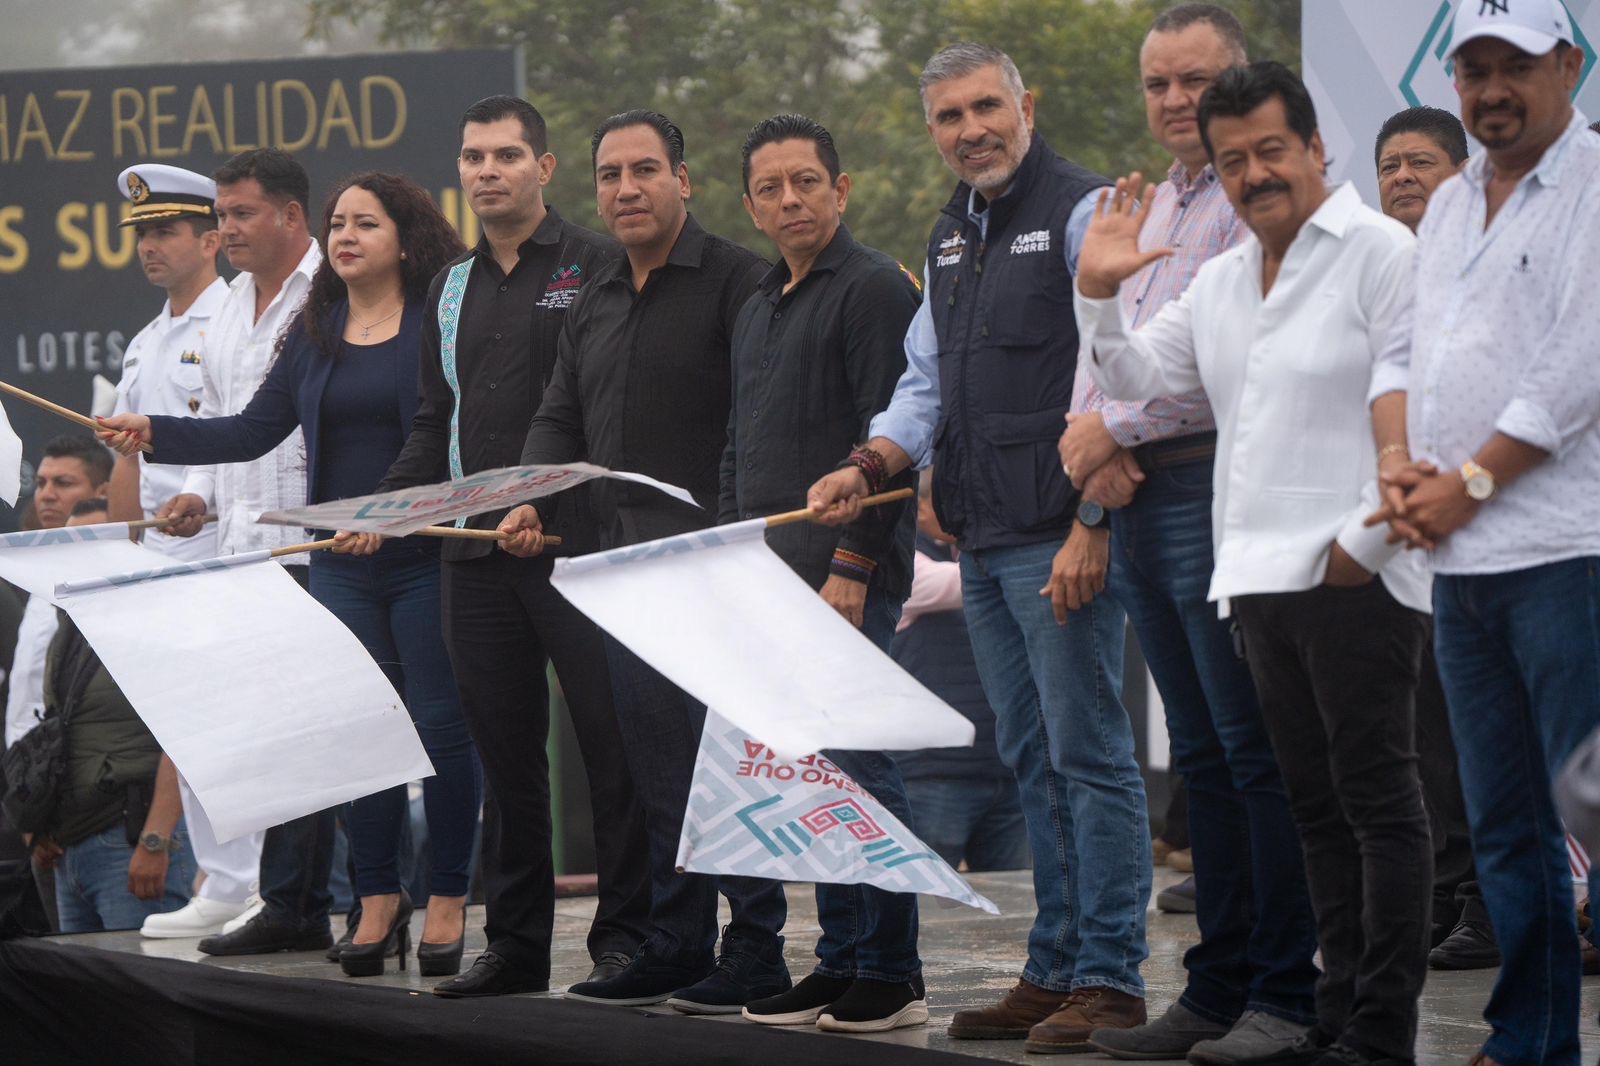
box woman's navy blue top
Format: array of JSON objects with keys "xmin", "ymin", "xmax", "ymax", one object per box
[{"xmin": 148, "ymin": 300, "xmax": 429, "ymax": 544}]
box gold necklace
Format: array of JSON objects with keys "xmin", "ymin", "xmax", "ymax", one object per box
[{"xmin": 350, "ymin": 304, "xmax": 403, "ymax": 340}]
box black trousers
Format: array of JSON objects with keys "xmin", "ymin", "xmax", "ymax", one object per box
[
  {"xmin": 440, "ymin": 551, "xmax": 650, "ymax": 977},
  {"xmin": 261, "ymin": 565, "xmax": 338, "ymax": 927},
  {"xmin": 1413, "ymin": 634, "xmax": 1477, "ymax": 939},
  {"xmin": 1234, "ymin": 580, "xmax": 1432, "ymax": 1061}
]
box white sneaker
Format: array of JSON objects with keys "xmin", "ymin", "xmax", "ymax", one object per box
[
  {"xmin": 220, "ymin": 892, "xmax": 265, "ymax": 936},
  {"xmin": 140, "ymin": 896, "xmax": 252, "ymax": 939}
]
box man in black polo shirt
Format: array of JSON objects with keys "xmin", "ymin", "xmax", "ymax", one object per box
[
  {"xmin": 721, "ymin": 115, "xmax": 927, "ymax": 1033},
  {"xmin": 500, "ymin": 110, "xmax": 790, "ymax": 1012},
  {"xmin": 372, "ymin": 95, "xmax": 650, "ymax": 998}
]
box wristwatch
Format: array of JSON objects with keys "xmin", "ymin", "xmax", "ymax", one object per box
[
  {"xmin": 139, "ymin": 832, "xmax": 176, "ymax": 853},
  {"xmin": 1460, "ymin": 460, "xmax": 1496, "ymax": 502},
  {"xmin": 1076, "ymin": 499, "xmax": 1109, "ymax": 529}
]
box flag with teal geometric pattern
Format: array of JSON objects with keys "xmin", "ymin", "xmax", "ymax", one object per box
[{"xmin": 675, "ymin": 712, "xmax": 999, "ymax": 914}]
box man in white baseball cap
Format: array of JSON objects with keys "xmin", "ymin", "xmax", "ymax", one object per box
[
  {"xmin": 1366, "ymin": 0, "xmax": 1598, "ymax": 1063},
  {"xmin": 109, "ymin": 163, "xmax": 266, "ymax": 941}
]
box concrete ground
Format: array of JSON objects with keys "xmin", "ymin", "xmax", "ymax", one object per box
[{"xmin": 60, "ymin": 866, "xmax": 1600, "ymax": 1063}]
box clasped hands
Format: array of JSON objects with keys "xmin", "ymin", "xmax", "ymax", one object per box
[{"xmin": 1363, "ymin": 453, "xmax": 1480, "ymax": 551}]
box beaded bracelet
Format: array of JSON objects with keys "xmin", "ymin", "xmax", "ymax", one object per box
[
  {"xmin": 831, "ymin": 548, "xmax": 878, "ymax": 582},
  {"xmin": 840, "ymin": 445, "xmax": 888, "ymax": 495}
]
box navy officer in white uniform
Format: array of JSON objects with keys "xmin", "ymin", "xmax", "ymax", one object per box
[
  {"xmin": 108, "ymin": 164, "xmax": 224, "ymax": 562},
  {"xmin": 106, "ymin": 164, "xmax": 263, "ymax": 940}
]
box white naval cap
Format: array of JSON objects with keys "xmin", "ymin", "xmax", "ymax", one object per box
[{"xmin": 116, "ymin": 163, "xmax": 217, "ymax": 228}]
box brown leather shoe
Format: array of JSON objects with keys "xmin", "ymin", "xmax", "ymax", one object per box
[
  {"xmin": 1024, "ymin": 987, "xmax": 1147, "ymax": 1054},
  {"xmin": 947, "ymin": 978, "xmax": 1071, "ymax": 1040},
  {"xmin": 1467, "ymin": 1053, "xmax": 1503, "ymax": 1066}
]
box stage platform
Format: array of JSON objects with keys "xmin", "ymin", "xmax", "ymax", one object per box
[{"xmin": 5, "ymin": 868, "xmax": 1598, "ymax": 1064}]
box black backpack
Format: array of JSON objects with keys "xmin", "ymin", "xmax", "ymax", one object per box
[{"xmin": 0, "ymin": 617, "xmax": 99, "ymax": 835}]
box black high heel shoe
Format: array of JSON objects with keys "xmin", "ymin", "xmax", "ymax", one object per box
[
  {"xmin": 417, "ymin": 911, "xmax": 467, "ymax": 977},
  {"xmin": 340, "ymin": 891, "xmax": 414, "ymax": 978}
]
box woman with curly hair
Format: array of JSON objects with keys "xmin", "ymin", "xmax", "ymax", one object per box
[{"xmin": 100, "ymin": 172, "xmax": 481, "ymax": 979}]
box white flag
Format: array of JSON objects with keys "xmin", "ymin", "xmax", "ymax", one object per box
[
  {"xmin": 258, "ymin": 462, "xmax": 696, "ymax": 536},
  {"xmin": 676, "ymin": 713, "xmax": 998, "ymax": 914},
  {"xmin": 551, "ymin": 519, "xmax": 975, "ymax": 758},
  {"xmin": 0, "ymin": 525, "xmax": 434, "ymax": 841},
  {"xmin": 0, "ymin": 396, "xmax": 22, "ymax": 507}
]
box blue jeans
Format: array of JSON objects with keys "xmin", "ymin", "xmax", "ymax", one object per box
[
  {"xmin": 960, "ymin": 538, "xmax": 1150, "ymax": 996},
  {"xmin": 311, "ymin": 547, "xmax": 482, "ymax": 899},
  {"xmin": 1434, "ymin": 558, "xmax": 1600, "ymax": 1066},
  {"xmin": 1111, "ymin": 456, "xmax": 1318, "ymax": 1024},
  {"xmin": 904, "ymin": 776, "xmax": 1030, "ymax": 872},
  {"xmin": 603, "ymin": 636, "xmax": 787, "ymax": 969},
  {"xmin": 55, "ymin": 822, "xmax": 197, "ymax": 933},
  {"xmin": 813, "ymin": 588, "xmax": 920, "ymax": 982}
]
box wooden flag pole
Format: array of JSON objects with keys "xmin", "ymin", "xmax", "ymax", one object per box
[
  {"xmin": 270, "ymin": 539, "xmax": 341, "ymax": 558},
  {"xmin": 0, "ymin": 380, "xmax": 155, "ymax": 454},
  {"xmin": 267, "ymin": 529, "xmax": 565, "ymax": 556},
  {"xmin": 413, "ymin": 526, "xmax": 563, "ymax": 546},
  {"xmin": 762, "ymin": 487, "xmax": 914, "ymax": 529}
]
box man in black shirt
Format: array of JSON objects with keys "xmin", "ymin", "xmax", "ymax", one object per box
[
  {"xmin": 368, "ymin": 95, "xmax": 650, "ymax": 998},
  {"xmin": 502, "ymin": 110, "xmax": 790, "ymax": 1013},
  {"xmin": 722, "ymin": 115, "xmax": 927, "ymax": 1034}
]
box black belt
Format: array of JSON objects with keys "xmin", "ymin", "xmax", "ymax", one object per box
[{"xmin": 1131, "ymin": 430, "xmax": 1217, "ymax": 471}]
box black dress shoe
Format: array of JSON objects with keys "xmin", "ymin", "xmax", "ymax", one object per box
[
  {"xmin": 1428, "ymin": 919, "xmax": 1500, "ymax": 970},
  {"xmin": 586, "ymin": 951, "xmax": 634, "ymax": 984},
  {"xmin": 198, "ymin": 911, "xmax": 332, "ymax": 956},
  {"xmin": 432, "ymin": 951, "xmax": 549, "ymax": 998}
]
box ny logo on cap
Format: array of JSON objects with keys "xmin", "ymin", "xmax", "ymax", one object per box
[
  {"xmin": 1480, "ymin": 0, "xmax": 1510, "ymax": 13},
  {"xmin": 127, "ymin": 173, "xmax": 150, "ymax": 204}
]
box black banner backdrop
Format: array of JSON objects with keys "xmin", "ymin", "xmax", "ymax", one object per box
[{"xmin": 0, "ymin": 48, "xmax": 522, "ymax": 527}]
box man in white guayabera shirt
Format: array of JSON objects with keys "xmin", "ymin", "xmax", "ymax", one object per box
[
  {"xmin": 1367, "ymin": 3, "xmax": 1600, "ymax": 1064},
  {"xmin": 1080, "ymin": 62, "xmax": 1433, "ymax": 1066},
  {"xmin": 141, "ymin": 148, "xmax": 322, "ymax": 952}
]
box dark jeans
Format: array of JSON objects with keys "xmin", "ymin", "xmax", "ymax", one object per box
[
  {"xmin": 1413, "ymin": 635, "xmax": 1477, "ymax": 939},
  {"xmin": 1111, "ymin": 455, "xmax": 1317, "ymax": 1025},
  {"xmin": 1234, "ymin": 581, "xmax": 1432, "ymax": 1061},
  {"xmin": 1434, "ymin": 558, "xmax": 1600, "ymax": 1066},
  {"xmin": 904, "ymin": 775, "xmax": 1030, "ymax": 872},
  {"xmin": 261, "ymin": 565, "xmax": 337, "ymax": 927},
  {"xmin": 1160, "ymin": 775, "xmax": 1189, "ymax": 850},
  {"xmin": 441, "ymin": 551, "xmax": 650, "ymax": 977},
  {"xmin": 601, "ymin": 635, "xmax": 786, "ymax": 970},
  {"xmin": 311, "ymin": 548, "xmax": 481, "ymax": 899},
  {"xmin": 813, "ymin": 588, "xmax": 920, "ymax": 982}
]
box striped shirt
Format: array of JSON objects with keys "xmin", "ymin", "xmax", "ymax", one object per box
[{"xmin": 1073, "ymin": 159, "xmax": 1245, "ymax": 445}]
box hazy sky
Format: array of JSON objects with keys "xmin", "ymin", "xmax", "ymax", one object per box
[{"xmin": 0, "ymin": 0, "xmax": 390, "ymax": 72}]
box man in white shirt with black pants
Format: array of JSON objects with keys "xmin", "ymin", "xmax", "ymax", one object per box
[
  {"xmin": 1369, "ymin": 3, "xmax": 1600, "ymax": 1063},
  {"xmin": 100, "ymin": 164, "xmax": 259, "ymax": 941},
  {"xmin": 1080, "ymin": 63, "xmax": 1433, "ymax": 1066},
  {"xmin": 151, "ymin": 148, "xmax": 330, "ymax": 958}
]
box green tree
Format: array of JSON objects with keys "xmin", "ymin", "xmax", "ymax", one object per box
[{"xmin": 308, "ymin": 0, "xmax": 1301, "ymax": 268}]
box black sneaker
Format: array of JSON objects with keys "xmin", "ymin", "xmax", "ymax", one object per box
[
  {"xmin": 743, "ymin": 972, "xmax": 854, "ymax": 1026},
  {"xmin": 667, "ymin": 945, "xmax": 792, "ymax": 1015},
  {"xmin": 564, "ymin": 948, "xmax": 710, "ymax": 1007},
  {"xmin": 817, "ymin": 973, "xmax": 929, "ymax": 1032},
  {"xmin": 586, "ymin": 951, "xmax": 635, "ymax": 983},
  {"xmin": 1157, "ymin": 876, "xmax": 1197, "ymax": 914}
]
